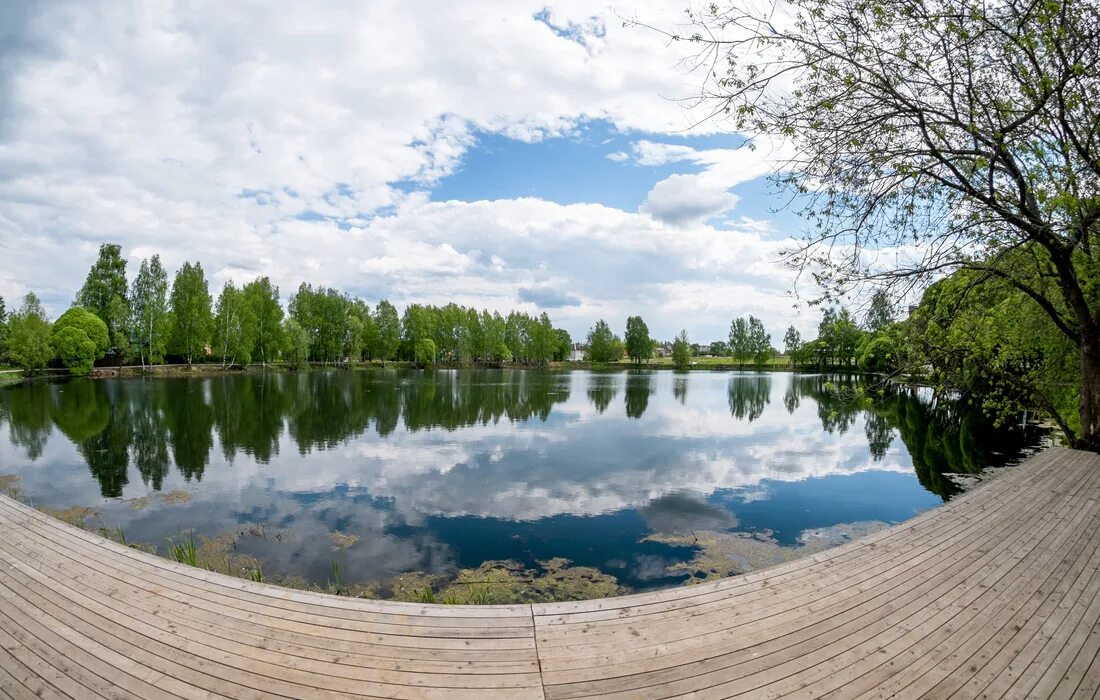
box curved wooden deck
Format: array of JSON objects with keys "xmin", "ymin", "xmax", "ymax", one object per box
[{"xmin": 0, "ymin": 448, "xmax": 1098, "ymax": 699}]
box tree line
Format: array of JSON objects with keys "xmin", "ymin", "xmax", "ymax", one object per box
[{"xmin": 0, "ymin": 243, "xmax": 574, "ymax": 375}]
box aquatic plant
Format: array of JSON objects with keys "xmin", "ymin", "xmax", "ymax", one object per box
[
  {"xmin": 167, "ymin": 532, "xmax": 198, "ymax": 566},
  {"xmin": 329, "ymin": 559, "xmax": 343, "ymax": 591}
]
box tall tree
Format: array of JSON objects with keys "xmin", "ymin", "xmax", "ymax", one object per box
[
  {"xmin": 373, "ymin": 299, "xmax": 401, "ymax": 365},
  {"xmin": 213, "ymin": 282, "xmax": 257, "ymax": 366},
  {"xmin": 6, "ymin": 293, "xmax": 52, "ymax": 373},
  {"xmin": 528, "ymin": 312, "xmax": 555, "ymax": 366},
  {"xmin": 281, "ymin": 318, "xmax": 310, "ymax": 369},
  {"xmin": 624, "ymin": 316, "xmax": 655, "ymax": 365},
  {"xmin": 586, "ymin": 320, "xmax": 621, "ymax": 363},
  {"xmin": 76, "ymin": 243, "xmax": 129, "ymax": 348},
  {"xmin": 129, "ymin": 255, "xmax": 170, "ymax": 367},
  {"xmin": 0, "ymin": 294, "xmax": 8, "ymax": 362},
  {"xmin": 675, "ymin": 0, "xmax": 1100, "ymax": 448},
  {"xmin": 552, "ymin": 328, "xmax": 573, "ymax": 362},
  {"xmin": 729, "ymin": 317, "xmax": 750, "ymax": 367},
  {"xmin": 865, "ymin": 292, "xmax": 896, "ymax": 334},
  {"xmin": 783, "ymin": 326, "xmax": 802, "ymax": 366},
  {"xmin": 242, "ymin": 277, "xmax": 283, "ymax": 366},
  {"xmin": 747, "ymin": 316, "xmax": 772, "ymax": 365},
  {"xmin": 671, "ymin": 329, "xmax": 692, "ymax": 370},
  {"xmin": 169, "ymin": 262, "xmax": 214, "ymax": 365}
]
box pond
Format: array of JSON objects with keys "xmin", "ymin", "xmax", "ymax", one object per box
[{"xmin": 0, "ymin": 369, "xmax": 1041, "ymax": 602}]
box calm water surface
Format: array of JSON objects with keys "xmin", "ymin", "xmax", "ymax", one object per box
[{"xmin": 0, "ymin": 369, "xmax": 1039, "ymax": 594}]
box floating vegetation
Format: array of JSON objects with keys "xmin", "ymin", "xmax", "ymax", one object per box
[
  {"xmin": 42, "ymin": 505, "xmax": 99, "ymax": 528},
  {"xmin": 392, "ymin": 558, "xmax": 624, "ymax": 605},
  {"xmin": 159, "ymin": 490, "xmax": 193, "ymax": 505},
  {"xmin": 329, "ymin": 531, "xmax": 360, "ymax": 551},
  {"xmin": 125, "ymin": 496, "xmax": 150, "ymax": 511},
  {"xmin": 645, "ymin": 521, "xmax": 890, "ymax": 584},
  {"xmin": 0, "ymin": 474, "xmax": 21, "ymax": 500}
]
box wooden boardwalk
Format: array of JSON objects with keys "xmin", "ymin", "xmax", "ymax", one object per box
[{"xmin": 1, "ymin": 447, "xmax": 1098, "ymax": 699}]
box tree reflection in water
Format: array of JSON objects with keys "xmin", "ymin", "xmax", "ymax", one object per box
[{"xmin": 0, "ymin": 369, "xmax": 1041, "ymax": 501}]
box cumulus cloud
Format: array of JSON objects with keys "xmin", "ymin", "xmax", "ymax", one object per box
[
  {"xmin": 518, "ymin": 285, "xmax": 582, "ymax": 308},
  {"xmin": 0, "ymin": 1, "xmax": 825, "ymax": 342},
  {"xmin": 640, "ymin": 173, "xmax": 741, "ymax": 225}
]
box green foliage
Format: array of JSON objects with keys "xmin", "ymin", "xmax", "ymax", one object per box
[
  {"xmin": 709, "ymin": 340, "xmax": 728, "ymax": 356},
  {"xmin": 906, "ymin": 268, "xmax": 1080, "ymax": 440},
  {"xmin": 527, "ymin": 312, "xmax": 556, "ymax": 366},
  {"xmin": 414, "ymin": 337, "xmax": 437, "ymax": 366},
  {"xmin": 783, "ymin": 325, "xmax": 801, "ymax": 364},
  {"xmin": 728, "ymin": 317, "xmax": 749, "ymax": 365},
  {"xmin": 130, "ymin": 255, "xmax": 170, "ymax": 366},
  {"xmin": 729, "ymin": 315, "xmax": 771, "ymax": 366},
  {"xmin": 214, "ymin": 282, "xmax": 258, "ymax": 366},
  {"xmin": 552, "ymin": 328, "xmax": 573, "ymax": 362},
  {"xmin": 813, "ymin": 308, "xmax": 865, "ymax": 366},
  {"xmin": 167, "ymin": 532, "xmax": 198, "ymax": 566},
  {"xmin": 856, "ymin": 334, "xmax": 898, "ymax": 374},
  {"xmin": 169, "ymin": 262, "xmax": 214, "ymax": 364},
  {"xmin": 289, "ymin": 283, "xmax": 351, "ymax": 364},
  {"xmin": 6, "ymin": 293, "xmax": 53, "ymax": 373},
  {"xmin": 864, "ymin": 291, "xmax": 895, "ymax": 333},
  {"xmin": 51, "ymin": 325, "xmax": 98, "ymax": 376},
  {"xmin": 373, "ymin": 299, "xmax": 401, "ymax": 363},
  {"xmin": 281, "ymin": 318, "xmax": 311, "ymax": 369},
  {"xmin": 748, "ymin": 316, "xmax": 772, "ymax": 365},
  {"xmin": 53, "ymin": 308, "xmax": 109, "ymax": 358},
  {"xmin": 76, "ymin": 243, "xmax": 129, "ymax": 346},
  {"xmin": 671, "ymin": 330, "xmax": 692, "ymax": 370},
  {"xmin": 242, "ymin": 277, "xmax": 283, "ymax": 365},
  {"xmin": 51, "ymin": 308, "xmax": 108, "ymax": 376},
  {"xmin": 624, "ymin": 316, "xmax": 655, "ymax": 364},
  {"xmin": 586, "ymin": 320, "xmax": 622, "ymax": 363},
  {"xmin": 682, "ymin": 0, "xmax": 1100, "ymax": 447}
]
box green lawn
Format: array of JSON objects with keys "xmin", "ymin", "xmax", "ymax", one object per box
[{"xmin": 612, "ymin": 355, "xmax": 793, "ymax": 368}]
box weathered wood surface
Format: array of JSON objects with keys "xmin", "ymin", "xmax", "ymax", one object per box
[{"xmin": 1, "ymin": 447, "xmax": 1097, "ymax": 698}]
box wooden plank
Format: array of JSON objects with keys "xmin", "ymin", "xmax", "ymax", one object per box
[
  {"xmin": 0, "ymin": 549, "xmax": 542, "ymax": 700},
  {"xmin": 0, "ymin": 512, "xmax": 540, "ymax": 673}
]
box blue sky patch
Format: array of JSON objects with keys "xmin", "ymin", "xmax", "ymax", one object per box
[{"xmin": 428, "ymin": 119, "xmax": 748, "ymax": 213}]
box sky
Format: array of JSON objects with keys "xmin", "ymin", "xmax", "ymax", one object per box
[{"xmin": 0, "ymin": 0, "xmax": 825, "ymax": 344}]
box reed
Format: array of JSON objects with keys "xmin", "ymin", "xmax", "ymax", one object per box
[{"xmin": 167, "ymin": 532, "xmax": 198, "ymax": 566}]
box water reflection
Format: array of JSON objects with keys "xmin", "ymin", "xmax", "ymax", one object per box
[
  {"xmin": 0, "ymin": 369, "xmax": 1041, "ymax": 590},
  {"xmin": 672, "ymin": 377, "xmax": 688, "ymax": 405},
  {"xmin": 624, "ymin": 371, "xmax": 655, "ymax": 419},
  {"xmin": 728, "ymin": 374, "xmax": 771, "ymax": 422},
  {"xmin": 586, "ymin": 373, "xmax": 617, "ymax": 414}
]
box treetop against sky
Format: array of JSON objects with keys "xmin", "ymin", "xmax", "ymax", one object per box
[{"xmin": 0, "ymin": 1, "xmax": 867, "ymax": 344}]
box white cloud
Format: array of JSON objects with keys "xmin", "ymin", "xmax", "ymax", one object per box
[
  {"xmin": 641, "ymin": 173, "xmax": 741, "ymax": 225},
  {"xmin": 632, "ymin": 136, "xmax": 796, "ymax": 225},
  {"xmin": 0, "ymin": 1, "xmax": 827, "ymax": 341}
]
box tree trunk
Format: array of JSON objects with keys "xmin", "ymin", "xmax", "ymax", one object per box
[{"xmin": 1078, "ymin": 335, "xmax": 1100, "ymax": 452}]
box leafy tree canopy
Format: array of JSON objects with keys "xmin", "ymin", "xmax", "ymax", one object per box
[
  {"xmin": 673, "ymin": 0, "xmax": 1100, "ymax": 448},
  {"xmin": 53, "ymin": 307, "xmax": 109, "ymax": 359}
]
